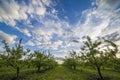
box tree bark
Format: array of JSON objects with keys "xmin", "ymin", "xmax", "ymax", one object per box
[
  {"xmin": 37, "ymin": 65, "xmax": 41, "ymax": 72},
  {"xmin": 73, "ymin": 65, "xmax": 76, "ymax": 70},
  {"xmin": 96, "ymin": 66, "xmax": 104, "ymax": 80},
  {"xmin": 16, "ymin": 67, "xmax": 20, "ymax": 79}
]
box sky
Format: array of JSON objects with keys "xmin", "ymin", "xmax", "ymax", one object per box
[{"xmin": 0, "ymin": 0, "xmax": 120, "ymax": 62}]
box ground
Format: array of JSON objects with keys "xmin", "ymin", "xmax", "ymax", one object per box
[{"xmin": 0, "ymin": 66, "xmax": 120, "ymax": 80}]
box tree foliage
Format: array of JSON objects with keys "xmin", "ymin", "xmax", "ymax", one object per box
[
  {"xmin": 32, "ymin": 50, "xmax": 57, "ymax": 72},
  {"xmin": 0, "ymin": 39, "xmax": 29, "ymax": 79},
  {"xmin": 63, "ymin": 51, "xmax": 79, "ymax": 70}
]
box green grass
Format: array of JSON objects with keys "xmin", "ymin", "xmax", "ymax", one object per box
[
  {"xmin": 0, "ymin": 66, "xmax": 120, "ymax": 80},
  {"xmin": 78, "ymin": 67, "xmax": 120, "ymax": 80},
  {"xmin": 102, "ymin": 69, "xmax": 120, "ymax": 80},
  {"xmin": 24, "ymin": 66, "xmax": 89, "ymax": 80}
]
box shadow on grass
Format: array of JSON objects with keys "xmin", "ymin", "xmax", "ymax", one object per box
[
  {"xmin": 0, "ymin": 68, "xmax": 53, "ymax": 80},
  {"xmin": 68, "ymin": 68, "xmax": 111, "ymax": 80},
  {"xmin": 19, "ymin": 68, "xmax": 53, "ymax": 80}
]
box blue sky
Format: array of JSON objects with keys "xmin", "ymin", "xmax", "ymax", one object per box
[{"xmin": 0, "ymin": 0, "xmax": 120, "ymax": 60}]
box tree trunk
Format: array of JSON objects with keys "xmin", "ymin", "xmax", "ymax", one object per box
[
  {"xmin": 72, "ymin": 64, "xmax": 76, "ymax": 70},
  {"xmin": 37, "ymin": 65, "xmax": 41, "ymax": 72},
  {"xmin": 16, "ymin": 67, "xmax": 20, "ymax": 79},
  {"xmin": 96, "ymin": 66, "xmax": 104, "ymax": 80}
]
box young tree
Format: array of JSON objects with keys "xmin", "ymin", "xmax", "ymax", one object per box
[
  {"xmin": 63, "ymin": 51, "xmax": 79, "ymax": 70},
  {"xmin": 104, "ymin": 40, "xmax": 120, "ymax": 70},
  {"xmin": 24, "ymin": 52, "xmax": 33, "ymax": 68},
  {"xmin": 33, "ymin": 50, "xmax": 57, "ymax": 72},
  {"xmin": 81, "ymin": 36, "xmax": 118, "ymax": 80},
  {"xmin": 0, "ymin": 52, "xmax": 6, "ymax": 67},
  {"xmin": 0, "ymin": 39, "xmax": 29, "ymax": 79},
  {"xmin": 63, "ymin": 58, "xmax": 74, "ymax": 69},
  {"xmin": 33, "ymin": 50, "xmax": 47, "ymax": 72},
  {"xmin": 105, "ymin": 40, "xmax": 120, "ymax": 63},
  {"xmin": 45, "ymin": 52, "xmax": 57, "ymax": 69}
]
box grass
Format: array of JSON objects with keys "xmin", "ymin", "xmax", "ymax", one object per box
[
  {"xmin": 0, "ymin": 66, "xmax": 120, "ymax": 80},
  {"xmin": 24, "ymin": 66, "xmax": 89, "ymax": 80},
  {"xmin": 78, "ymin": 67, "xmax": 120, "ymax": 80}
]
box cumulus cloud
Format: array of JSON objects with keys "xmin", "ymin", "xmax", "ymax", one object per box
[
  {"xmin": 0, "ymin": 0, "xmax": 50, "ymax": 26},
  {"xmin": 27, "ymin": 0, "xmax": 48, "ymax": 16},
  {"xmin": 25, "ymin": 40, "xmax": 35, "ymax": 46},
  {"xmin": 27, "ymin": 0, "xmax": 120, "ymax": 57},
  {"xmin": 0, "ymin": 46, "xmax": 3, "ymax": 52},
  {"xmin": 50, "ymin": 40, "xmax": 63, "ymax": 50},
  {"xmin": 15, "ymin": 27, "xmax": 31, "ymax": 37},
  {"xmin": 0, "ymin": 0, "xmax": 52, "ymax": 37},
  {"xmin": 29, "ymin": 19, "xmax": 70, "ymax": 49},
  {"xmin": 73, "ymin": 0, "xmax": 120, "ymax": 40},
  {"xmin": 0, "ymin": 30, "xmax": 17, "ymax": 44},
  {"xmin": 32, "ymin": 28, "xmax": 52, "ymax": 45},
  {"xmin": 0, "ymin": 0, "xmax": 27, "ymax": 26},
  {"xmin": 95, "ymin": 0, "xmax": 120, "ymax": 9}
]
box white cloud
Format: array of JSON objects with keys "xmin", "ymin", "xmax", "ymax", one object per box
[
  {"xmin": 0, "ymin": 30, "xmax": 17, "ymax": 44},
  {"xmin": 0, "ymin": 0, "xmax": 51, "ymax": 36},
  {"xmin": 36, "ymin": 7, "xmax": 46, "ymax": 16},
  {"xmin": 53, "ymin": 53, "xmax": 67, "ymax": 59},
  {"xmin": 0, "ymin": 0, "xmax": 27, "ymax": 26},
  {"xmin": 15, "ymin": 27, "xmax": 31, "ymax": 37},
  {"xmin": 28, "ymin": 0, "xmax": 120, "ymax": 56},
  {"xmin": 27, "ymin": 0, "xmax": 47, "ymax": 16},
  {"xmin": 95, "ymin": 0, "xmax": 120, "ymax": 10},
  {"xmin": 42, "ymin": 0, "xmax": 51, "ymax": 6},
  {"xmin": 0, "ymin": 0, "xmax": 49, "ymax": 26},
  {"xmin": 30, "ymin": 19, "xmax": 70, "ymax": 48},
  {"xmin": 0, "ymin": 46, "xmax": 3, "ymax": 52},
  {"xmin": 72, "ymin": 0, "xmax": 120, "ymax": 40},
  {"xmin": 25, "ymin": 40, "xmax": 35, "ymax": 46},
  {"xmin": 89, "ymin": 19, "xmax": 110, "ymax": 39},
  {"xmin": 32, "ymin": 28, "xmax": 52, "ymax": 45},
  {"xmin": 50, "ymin": 40, "xmax": 63, "ymax": 50}
]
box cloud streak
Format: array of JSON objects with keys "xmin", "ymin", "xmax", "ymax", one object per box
[{"xmin": 0, "ymin": 30, "xmax": 17, "ymax": 44}]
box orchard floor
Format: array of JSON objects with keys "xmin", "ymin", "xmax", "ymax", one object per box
[
  {"xmin": 24, "ymin": 66, "xmax": 90, "ymax": 80},
  {"xmin": 0, "ymin": 66, "xmax": 120, "ymax": 80}
]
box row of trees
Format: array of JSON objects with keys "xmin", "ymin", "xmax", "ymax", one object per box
[
  {"xmin": 63, "ymin": 36, "xmax": 120, "ymax": 80},
  {"xmin": 0, "ymin": 39, "xmax": 57, "ymax": 79}
]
